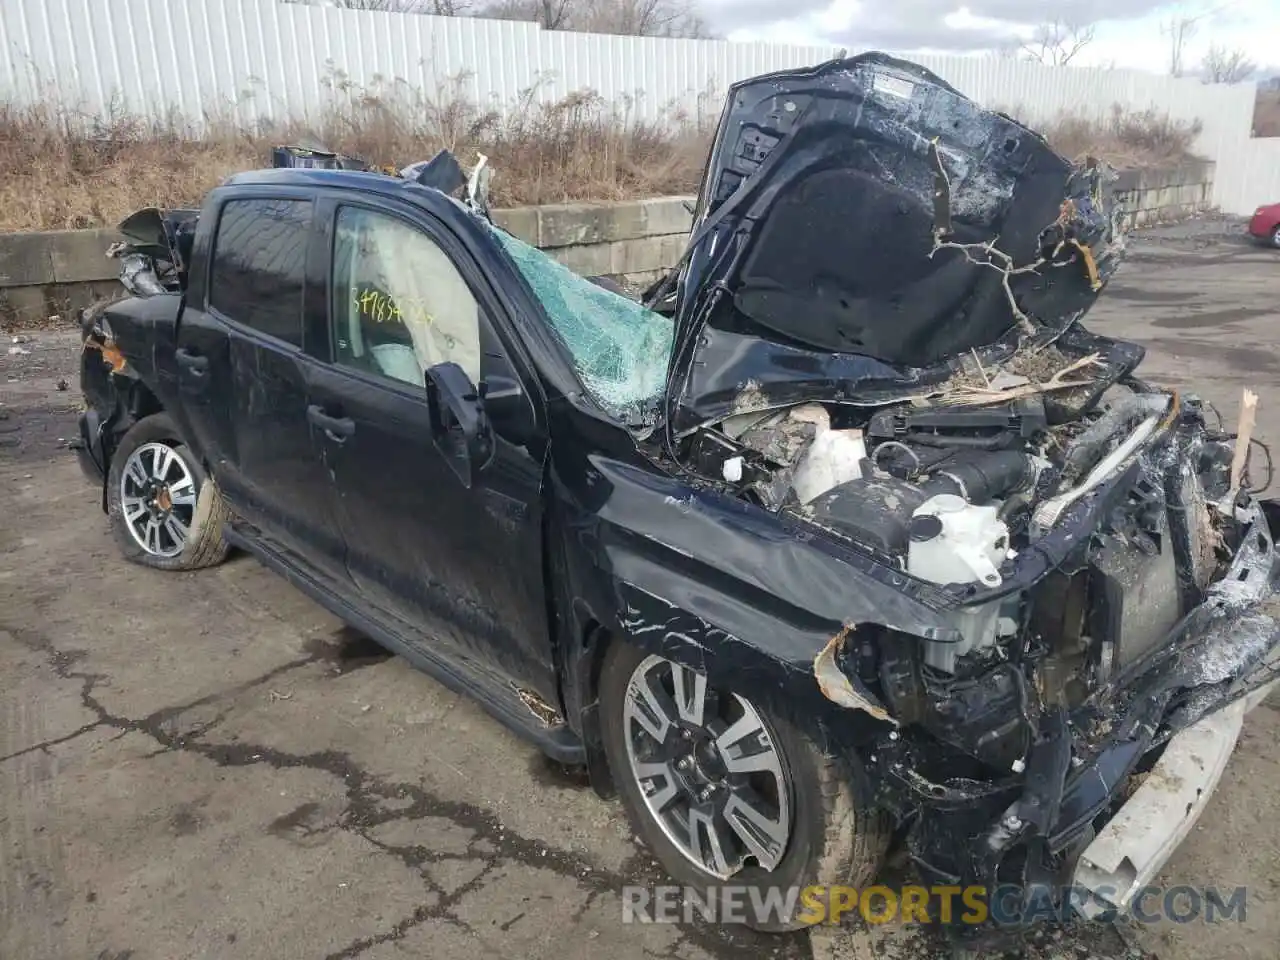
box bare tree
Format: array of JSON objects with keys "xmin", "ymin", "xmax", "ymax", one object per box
[
  {"xmin": 578, "ymin": 0, "xmax": 708, "ymax": 37},
  {"xmin": 1020, "ymin": 18, "xmax": 1095, "ymax": 66},
  {"xmin": 284, "ymin": 0, "xmax": 473, "ymax": 11},
  {"xmin": 479, "ymin": 0, "xmax": 574, "ymax": 28},
  {"xmin": 1162, "ymin": 12, "xmax": 1203, "ymax": 77},
  {"xmin": 1201, "ymin": 44, "xmax": 1256, "ymax": 84},
  {"xmin": 478, "ymin": 0, "xmax": 707, "ymax": 35}
]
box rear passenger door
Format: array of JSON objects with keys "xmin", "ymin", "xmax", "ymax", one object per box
[{"xmin": 172, "ymin": 192, "xmax": 348, "ymax": 581}]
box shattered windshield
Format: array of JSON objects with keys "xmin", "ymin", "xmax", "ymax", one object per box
[{"xmin": 487, "ymin": 226, "xmax": 674, "ymax": 425}]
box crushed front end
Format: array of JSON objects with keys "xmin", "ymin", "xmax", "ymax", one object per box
[
  {"xmin": 858, "ymin": 427, "xmax": 1280, "ymax": 914},
  {"xmin": 677, "ymin": 348, "xmax": 1280, "ymax": 925},
  {"xmin": 650, "ymin": 51, "xmax": 1280, "ymax": 929}
]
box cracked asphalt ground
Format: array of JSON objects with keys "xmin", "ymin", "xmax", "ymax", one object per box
[{"xmin": 2, "ymin": 218, "xmax": 1279, "ymax": 960}]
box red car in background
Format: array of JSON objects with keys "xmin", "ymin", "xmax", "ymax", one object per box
[{"xmin": 1249, "ymin": 201, "xmax": 1280, "ymax": 247}]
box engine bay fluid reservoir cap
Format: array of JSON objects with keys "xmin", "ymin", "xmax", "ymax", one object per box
[{"xmin": 909, "ymin": 514, "xmax": 944, "ymax": 542}]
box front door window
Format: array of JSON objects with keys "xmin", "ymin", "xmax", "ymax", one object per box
[{"xmin": 331, "ymin": 206, "xmax": 482, "ymax": 387}]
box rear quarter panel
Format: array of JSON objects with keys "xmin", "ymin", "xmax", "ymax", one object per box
[{"xmin": 80, "ymin": 293, "xmax": 185, "ymax": 464}]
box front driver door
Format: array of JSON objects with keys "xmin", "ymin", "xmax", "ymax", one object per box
[{"xmin": 305, "ymin": 197, "xmax": 558, "ymax": 704}]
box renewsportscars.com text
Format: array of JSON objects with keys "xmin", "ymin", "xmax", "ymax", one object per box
[{"xmin": 621, "ymin": 883, "xmax": 1248, "ymax": 926}]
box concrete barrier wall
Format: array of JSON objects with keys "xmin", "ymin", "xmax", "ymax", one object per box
[
  {"xmin": 493, "ymin": 196, "xmax": 693, "ymax": 280},
  {"xmin": 1113, "ymin": 160, "xmax": 1216, "ymax": 228},
  {"xmin": 0, "ymin": 196, "xmax": 696, "ymax": 326},
  {"xmin": 0, "ymin": 164, "xmax": 1216, "ymax": 327}
]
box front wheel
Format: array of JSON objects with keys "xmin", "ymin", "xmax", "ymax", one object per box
[
  {"xmin": 106, "ymin": 413, "xmax": 230, "ymax": 571},
  {"xmin": 599, "ymin": 642, "xmax": 890, "ymax": 931},
  {"xmin": 1271, "ymin": 225, "xmax": 1280, "ymax": 249}
]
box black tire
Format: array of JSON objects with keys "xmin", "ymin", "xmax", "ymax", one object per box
[
  {"xmin": 599, "ymin": 640, "xmax": 890, "ymax": 931},
  {"xmin": 106, "ymin": 413, "xmax": 230, "ymax": 571},
  {"xmin": 1271, "ymin": 225, "xmax": 1280, "ymax": 249}
]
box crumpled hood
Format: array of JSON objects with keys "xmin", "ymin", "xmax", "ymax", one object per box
[{"xmin": 663, "ymin": 52, "xmax": 1124, "ymax": 436}]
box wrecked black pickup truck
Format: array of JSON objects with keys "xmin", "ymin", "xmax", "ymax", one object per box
[{"xmin": 74, "ymin": 52, "xmax": 1280, "ymax": 934}]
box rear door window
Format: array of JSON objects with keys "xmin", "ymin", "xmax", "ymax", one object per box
[{"xmin": 209, "ymin": 198, "xmax": 311, "ymax": 346}]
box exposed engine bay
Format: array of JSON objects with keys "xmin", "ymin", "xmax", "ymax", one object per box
[
  {"xmin": 683, "ymin": 351, "xmax": 1253, "ymax": 689},
  {"xmin": 83, "ymin": 51, "xmax": 1280, "ymax": 934}
]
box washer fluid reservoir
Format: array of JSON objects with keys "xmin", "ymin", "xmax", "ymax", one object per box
[{"xmin": 907, "ymin": 494, "xmax": 1009, "ymax": 588}]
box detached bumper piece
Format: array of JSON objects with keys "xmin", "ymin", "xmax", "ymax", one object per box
[{"xmin": 1073, "ymin": 678, "xmax": 1277, "ymax": 917}]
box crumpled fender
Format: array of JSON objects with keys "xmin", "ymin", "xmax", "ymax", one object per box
[{"xmin": 550, "ymin": 445, "xmax": 957, "ymax": 740}]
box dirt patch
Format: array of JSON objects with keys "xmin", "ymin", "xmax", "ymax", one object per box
[
  {"xmin": 0, "ymin": 330, "xmax": 82, "ymax": 466},
  {"xmin": 1151, "ymin": 308, "xmax": 1273, "ymax": 330},
  {"xmin": 301, "ymin": 626, "xmax": 395, "ymax": 676},
  {"xmin": 1102, "ymin": 286, "xmax": 1199, "ymax": 304}
]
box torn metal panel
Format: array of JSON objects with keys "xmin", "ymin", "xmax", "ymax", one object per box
[
  {"xmin": 514, "ymin": 684, "xmax": 564, "ymax": 726},
  {"xmin": 1072, "ymin": 689, "xmax": 1258, "ymax": 917},
  {"xmin": 83, "ymin": 335, "xmax": 128, "ymax": 375},
  {"xmin": 813, "ymin": 626, "xmax": 896, "ymax": 724},
  {"xmin": 107, "ymin": 207, "xmax": 200, "ymax": 297},
  {"xmin": 399, "ymin": 149, "xmax": 466, "ymax": 193}
]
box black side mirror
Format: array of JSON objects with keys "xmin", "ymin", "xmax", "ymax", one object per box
[
  {"xmin": 481, "ymin": 364, "xmax": 536, "ymax": 448},
  {"xmin": 425, "ymin": 362, "xmax": 493, "ymax": 488}
]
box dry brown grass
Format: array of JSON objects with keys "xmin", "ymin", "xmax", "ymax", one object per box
[
  {"xmin": 0, "ymin": 81, "xmax": 1207, "ymax": 234},
  {"xmin": 1020, "ymin": 105, "xmax": 1204, "ymax": 170},
  {"xmin": 0, "ymin": 77, "xmax": 714, "ymax": 233},
  {"xmin": 1254, "ymin": 89, "xmax": 1280, "ymax": 137}
]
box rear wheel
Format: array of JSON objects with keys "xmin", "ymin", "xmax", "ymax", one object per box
[
  {"xmin": 106, "ymin": 413, "xmax": 230, "ymax": 571},
  {"xmin": 599, "ymin": 641, "xmax": 890, "ymax": 930},
  {"xmin": 1271, "ymin": 225, "xmax": 1280, "ymax": 249}
]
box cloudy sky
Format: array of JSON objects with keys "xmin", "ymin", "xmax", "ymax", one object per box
[{"xmin": 702, "ymin": 0, "xmax": 1277, "ymax": 76}]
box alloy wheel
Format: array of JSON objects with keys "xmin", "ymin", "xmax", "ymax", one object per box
[
  {"xmin": 120, "ymin": 442, "xmax": 197, "ymax": 558},
  {"xmin": 622, "ymin": 654, "xmax": 792, "ymax": 880}
]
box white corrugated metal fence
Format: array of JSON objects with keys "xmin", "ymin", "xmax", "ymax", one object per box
[{"xmin": 0, "ymin": 0, "xmax": 1273, "ymax": 213}]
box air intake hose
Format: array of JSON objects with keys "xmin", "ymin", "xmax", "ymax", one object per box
[{"xmin": 920, "ymin": 452, "xmax": 1040, "ymax": 505}]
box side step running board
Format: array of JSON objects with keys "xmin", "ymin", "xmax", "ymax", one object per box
[{"xmin": 224, "ymin": 522, "xmax": 586, "ymax": 765}]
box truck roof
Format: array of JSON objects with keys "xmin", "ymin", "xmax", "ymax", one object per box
[{"xmin": 222, "ymin": 167, "xmax": 446, "ymax": 206}]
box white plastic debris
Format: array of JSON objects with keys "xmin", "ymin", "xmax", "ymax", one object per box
[
  {"xmin": 790, "ymin": 406, "xmax": 869, "ymax": 504},
  {"xmin": 7, "ymin": 346, "xmax": 30, "ymax": 356},
  {"xmin": 721, "ymin": 456, "xmax": 744, "ymax": 483}
]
